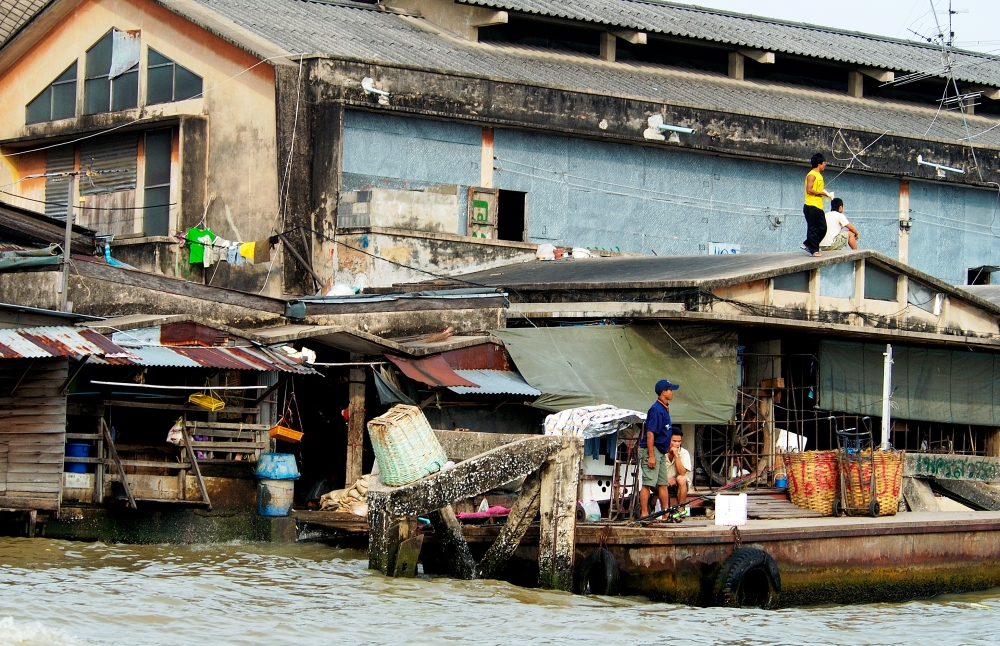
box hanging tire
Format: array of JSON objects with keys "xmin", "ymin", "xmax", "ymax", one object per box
[
  {"xmin": 575, "ymin": 548, "xmax": 620, "ymax": 596},
  {"xmin": 714, "ymin": 547, "xmax": 781, "ymax": 609}
]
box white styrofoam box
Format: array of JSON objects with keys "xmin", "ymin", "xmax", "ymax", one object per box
[
  {"xmin": 776, "ymin": 429, "xmax": 808, "ymax": 452},
  {"xmin": 580, "ymin": 476, "xmax": 615, "ymax": 502},
  {"xmin": 63, "ymin": 472, "xmax": 93, "ymax": 489},
  {"xmin": 581, "ymin": 455, "xmax": 615, "ymax": 476},
  {"xmin": 715, "ymin": 493, "xmax": 748, "ymax": 526}
]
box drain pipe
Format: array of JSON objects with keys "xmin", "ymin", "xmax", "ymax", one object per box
[{"xmin": 881, "ymin": 344, "xmax": 893, "ymax": 450}]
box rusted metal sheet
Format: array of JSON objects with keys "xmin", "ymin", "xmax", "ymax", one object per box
[
  {"xmin": 386, "ymin": 354, "xmax": 477, "ymax": 387},
  {"xmin": 159, "ymin": 322, "xmax": 229, "ymax": 347},
  {"xmin": 439, "ymin": 342, "xmax": 510, "ymax": 370},
  {"xmin": 130, "ymin": 345, "xmax": 315, "ymax": 374},
  {"xmin": 0, "ymin": 326, "xmax": 132, "ymax": 359}
]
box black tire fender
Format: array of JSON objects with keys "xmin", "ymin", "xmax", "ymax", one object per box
[
  {"xmin": 575, "ymin": 548, "xmax": 620, "ymax": 595},
  {"xmin": 713, "ymin": 547, "xmax": 781, "ymax": 609}
]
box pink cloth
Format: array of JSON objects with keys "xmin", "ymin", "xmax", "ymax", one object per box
[{"xmin": 456, "ymin": 506, "xmax": 511, "ymax": 520}]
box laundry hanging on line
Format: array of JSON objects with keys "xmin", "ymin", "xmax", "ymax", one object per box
[{"xmin": 182, "ymin": 227, "xmax": 278, "ymax": 267}]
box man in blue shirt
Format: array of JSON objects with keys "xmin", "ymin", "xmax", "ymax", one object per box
[{"xmin": 639, "ymin": 379, "xmax": 680, "ymax": 518}]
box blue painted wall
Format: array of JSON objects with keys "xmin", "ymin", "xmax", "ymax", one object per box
[{"xmin": 341, "ymin": 110, "xmax": 998, "ymax": 284}]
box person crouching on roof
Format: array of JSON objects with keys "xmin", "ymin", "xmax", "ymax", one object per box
[{"xmin": 639, "ymin": 379, "xmax": 680, "ymax": 519}]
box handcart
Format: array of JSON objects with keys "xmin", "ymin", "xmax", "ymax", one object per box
[{"xmin": 831, "ymin": 417, "xmax": 880, "ymax": 517}]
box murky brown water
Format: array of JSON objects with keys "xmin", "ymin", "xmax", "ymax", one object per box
[{"xmin": 1, "ymin": 537, "xmax": 999, "ymax": 645}]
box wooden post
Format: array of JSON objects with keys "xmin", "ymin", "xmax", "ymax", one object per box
[
  {"xmin": 478, "ymin": 470, "xmax": 541, "ymax": 579},
  {"xmin": 538, "ymin": 437, "xmax": 582, "ymax": 591},
  {"xmin": 429, "ymin": 505, "xmax": 477, "ymax": 580},
  {"xmin": 347, "ymin": 357, "xmax": 366, "ymax": 486},
  {"xmin": 986, "ymin": 429, "xmax": 1000, "ymax": 458},
  {"xmin": 94, "ymin": 416, "xmax": 104, "ymax": 504},
  {"xmin": 27, "ymin": 510, "xmax": 36, "ymax": 538}
]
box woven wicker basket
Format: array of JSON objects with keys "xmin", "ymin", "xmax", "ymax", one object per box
[
  {"xmin": 368, "ymin": 405, "xmax": 448, "ymax": 486},
  {"xmin": 784, "ymin": 450, "xmax": 839, "ymax": 516},
  {"xmin": 840, "ymin": 450, "xmax": 905, "ymax": 516}
]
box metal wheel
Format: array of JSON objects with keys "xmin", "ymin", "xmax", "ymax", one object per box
[
  {"xmin": 868, "ymin": 499, "xmax": 880, "ymax": 517},
  {"xmin": 831, "ymin": 499, "xmax": 842, "ymax": 517},
  {"xmin": 697, "ymin": 395, "xmax": 767, "ymax": 486}
]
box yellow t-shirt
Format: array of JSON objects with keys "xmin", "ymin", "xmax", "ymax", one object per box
[{"xmin": 804, "ymin": 168, "xmax": 825, "ymax": 208}]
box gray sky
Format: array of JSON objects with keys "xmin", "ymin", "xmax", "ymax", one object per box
[{"xmin": 675, "ymin": 1, "xmax": 1000, "ymax": 55}]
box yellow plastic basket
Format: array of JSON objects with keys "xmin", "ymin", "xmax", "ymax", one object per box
[
  {"xmin": 269, "ymin": 425, "xmax": 304, "ymax": 442},
  {"xmin": 188, "ymin": 391, "xmax": 225, "ymax": 412}
]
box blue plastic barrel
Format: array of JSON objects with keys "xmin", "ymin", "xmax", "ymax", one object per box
[
  {"xmin": 257, "ymin": 479, "xmax": 295, "ymax": 516},
  {"xmin": 254, "ymin": 453, "xmax": 300, "ymax": 480},
  {"xmin": 65, "ymin": 443, "xmax": 89, "ymax": 473}
]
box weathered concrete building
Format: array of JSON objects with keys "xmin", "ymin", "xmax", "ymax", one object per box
[{"xmin": 1, "ymin": 0, "xmax": 1000, "ymax": 301}]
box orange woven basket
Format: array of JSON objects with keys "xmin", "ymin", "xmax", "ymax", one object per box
[
  {"xmin": 784, "ymin": 450, "xmax": 839, "ymax": 516},
  {"xmin": 840, "ymin": 450, "xmax": 905, "ymax": 516}
]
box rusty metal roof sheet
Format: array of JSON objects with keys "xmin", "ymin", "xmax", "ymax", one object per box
[
  {"xmin": 127, "ymin": 345, "xmax": 316, "ymax": 374},
  {"xmin": 386, "ymin": 354, "xmax": 478, "ymax": 388},
  {"xmin": 449, "ymin": 369, "xmax": 541, "ymax": 396},
  {"xmin": 0, "ymin": 325, "xmax": 132, "ymax": 359}
]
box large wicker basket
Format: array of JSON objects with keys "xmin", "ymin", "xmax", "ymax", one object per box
[
  {"xmin": 840, "ymin": 450, "xmax": 905, "ymax": 516},
  {"xmin": 784, "ymin": 450, "xmax": 839, "ymax": 516},
  {"xmin": 368, "ymin": 405, "xmax": 448, "ymax": 486}
]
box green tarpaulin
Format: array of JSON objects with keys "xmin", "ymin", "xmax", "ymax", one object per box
[
  {"xmin": 819, "ymin": 340, "xmax": 1000, "ymax": 426},
  {"xmin": 492, "ymin": 325, "xmax": 737, "ymax": 424}
]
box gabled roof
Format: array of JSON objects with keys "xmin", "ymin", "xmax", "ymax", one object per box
[
  {"xmin": 0, "ymin": 0, "xmax": 47, "ymax": 46},
  {"xmin": 428, "ymin": 249, "xmax": 1000, "ymax": 316},
  {"xmin": 461, "ymin": 0, "xmax": 1000, "ymax": 87}
]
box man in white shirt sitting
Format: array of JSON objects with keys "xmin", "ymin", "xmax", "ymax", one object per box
[
  {"xmin": 664, "ymin": 430, "xmax": 693, "ymax": 505},
  {"xmin": 820, "ymin": 198, "xmax": 859, "ymax": 251}
]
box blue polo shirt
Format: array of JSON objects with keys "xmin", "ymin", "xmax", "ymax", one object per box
[{"xmin": 640, "ymin": 400, "xmax": 672, "ymax": 454}]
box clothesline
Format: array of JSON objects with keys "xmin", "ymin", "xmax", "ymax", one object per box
[{"xmin": 181, "ymin": 226, "xmax": 278, "ymax": 268}]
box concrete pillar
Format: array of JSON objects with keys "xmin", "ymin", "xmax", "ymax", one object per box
[
  {"xmin": 848, "ymin": 71, "xmax": 864, "ymax": 98},
  {"xmin": 538, "ymin": 437, "xmax": 582, "ymax": 591},
  {"xmin": 728, "ymin": 52, "xmax": 744, "ymax": 80},
  {"xmin": 480, "ymin": 127, "xmax": 494, "ymax": 188},
  {"xmin": 600, "ymin": 32, "xmax": 616, "ymax": 62}
]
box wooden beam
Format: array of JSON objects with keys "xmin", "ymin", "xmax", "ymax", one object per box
[
  {"xmin": 251, "ymin": 376, "xmax": 288, "ymax": 407},
  {"xmin": 428, "ymin": 505, "xmax": 477, "ymax": 579},
  {"xmin": 368, "ymin": 436, "xmax": 564, "ymax": 516},
  {"xmin": 182, "ymin": 428, "xmax": 212, "ymax": 510},
  {"xmin": 738, "ymin": 48, "xmax": 774, "ymax": 64},
  {"xmin": 346, "ymin": 359, "xmax": 366, "ymax": 486},
  {"xmin": 103, "ymin": 419, "xmax": 135, "ymax": 509},
  {"xmin": 58, "ymin": 356, "xmax": 88, "ymax": 395},
  {"xmin": 537, "ymin": 438, "xmax": 582, "ymax": 591},
  {"xmin": 477, "ymin": 470, "xmax": 541, "ymax": 579},
  {"xmin": 392, "ymin": 534, "xmax": 424, "ymax": 578}
]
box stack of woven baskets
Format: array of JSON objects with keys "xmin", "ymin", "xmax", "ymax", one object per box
[
  {"xmin": 367, "ymin": 405, "xmax": 448, "ymax": 487},
  {"xmin": 783, "ymin": 449, "xmax": 905, "ymax": 517}
]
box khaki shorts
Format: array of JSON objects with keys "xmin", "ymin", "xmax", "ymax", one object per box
[
  {"xmin": 820, "ymin": 232, "xmax": 848, "ymax": 251},
  {"xmin": 639, "ymin": 446, "xmax": 669, "ymax": 487}
]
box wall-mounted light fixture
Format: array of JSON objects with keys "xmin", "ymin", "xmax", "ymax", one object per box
[
  {"xmin": 361, "ymin": 77, "xmax": 390, "ymax": 105},
  {"xmin": 643, "ymin": 114, "xmax": 696, "ymax": 142},
  {"xmin": 899, "ymin": 219, "xmax": 913, "ymax": 231},
  {"xmin": 917, "ymin": 154, "xmax": 965, "ymax": 178}
]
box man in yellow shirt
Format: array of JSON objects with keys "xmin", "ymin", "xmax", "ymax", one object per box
[{"xmin": 803, "ymin": 153, "xmax": 833, "ymax": 257}]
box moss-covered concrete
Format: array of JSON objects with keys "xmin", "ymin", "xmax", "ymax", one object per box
[{"xmin": 44, "ymin": 505, "xmax": 298, "ymax": 544}]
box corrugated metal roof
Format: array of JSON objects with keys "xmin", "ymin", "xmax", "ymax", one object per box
[
  {"xmin": 190, "ymin": 0, "xmax": 1000, "ymax": 149},
  {"xmin": 0, "ymin": 325, "xmax": 131, "ymax": 359},
  {"xmin": 461, "ymin": 0, "xmax": 1000, "ymax": 87},
  {"xmin": 386, "ymin": 353, "xmax": 478, "ymax": 387},
  {"xmin": 0, "ymin": 0, "xmax": 48, "ymax": 46},
  {"xmin": 128, "ymin": 345, "xmax": 316, "ymax": 373},
  {"xmin": 449, "ymin": 369, "xmax": 541, "ymax": 395}
]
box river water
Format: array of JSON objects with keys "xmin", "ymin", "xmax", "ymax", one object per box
[{"xmin": 1, "ymin": 538, "xmax": 999, "ymax": 646}]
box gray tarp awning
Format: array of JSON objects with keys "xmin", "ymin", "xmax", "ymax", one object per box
[
  {"xmin": 819, "ymin": 340, "xmax": 1000, "ymax": 426},
  {"xmin": 492, "ymin": 325, "xmax": 737, "ymax": 424}
]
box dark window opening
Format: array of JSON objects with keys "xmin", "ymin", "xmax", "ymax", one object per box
[
  {"xmin": 968, "ymin": 266, "xmax": 998, "ymax": 285},
  {"xmin": 497, "ymin": 190, "xmax": 527, "ymax": 242},
  {"xmin": 773, "ymin": 271, "xmax": 810, "ymax": 293},
  {"xmin": 616, "ymin": 37, "xmax": 728, "ymax": 75},
  {"xmin": 864, "ymin": 75, "xmax": 964, "ymax": 109},
  {"xmin": 479, "ymin": 17, "xmax": 600, "ymax": 57},
  {"xmin": 147, "ymin": 48, "xmax": 203, "ymax": 105},
  {"xmin": 744, "ymin": 54, "xmax": 847, "ymax": 93},
  {"xmin": 84, "ymin": 30, "xmax": 139, "ymax": 115},
  {"xmin": 143, "ymin": 129, "xmax": 172, "ymax": 237},
  {"xmin": 26, "ymin": 63, "xmax": 77, "ymax": 124},
  {"xmin": 865, "ymin": 264, "xmax": 898, "ymax": 301}
]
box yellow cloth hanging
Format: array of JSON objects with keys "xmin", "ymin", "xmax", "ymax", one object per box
[{"xmin": 239, "ymin": 241, "xmax": 256, "ymax": 261}]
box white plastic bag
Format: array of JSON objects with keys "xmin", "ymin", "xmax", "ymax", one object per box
[{"xmin": 166, "ymin": 418, "xmax": 184, "ymax": 446}]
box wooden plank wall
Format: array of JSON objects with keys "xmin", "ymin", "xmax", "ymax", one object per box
[{"xmin": 0, "ymin": 358, "xmax": 68, "ymax": 511}]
